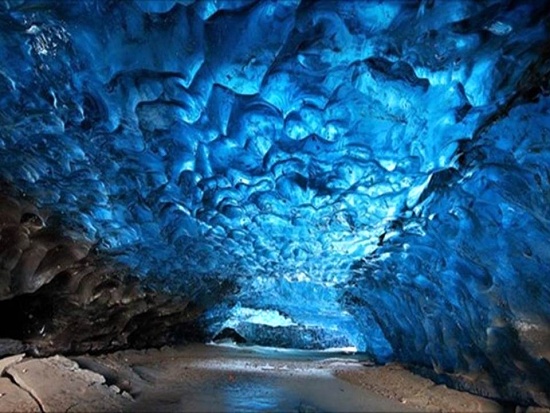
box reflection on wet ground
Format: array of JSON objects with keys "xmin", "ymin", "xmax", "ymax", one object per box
[
  {"xmin": 133, "ymin": 370, "xmax": 415, "ymax": 412},
  {"xmin": 130, "ymin": 345, "xmax": 416, "ymax": 412},
  {"xmin": 178, "ymin": 375, "xmax": 317, "ymax": 412}
]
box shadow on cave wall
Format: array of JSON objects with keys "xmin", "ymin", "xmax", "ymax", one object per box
[{"xmin": 0, "ymin": 185, "xmax": 216, "ymax": 357}]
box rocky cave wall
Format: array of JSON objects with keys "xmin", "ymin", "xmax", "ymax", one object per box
[{"xmin": 0, "ymin": 0, "xmax": 549, "ymax": 407}]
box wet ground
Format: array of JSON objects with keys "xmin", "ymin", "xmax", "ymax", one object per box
[
  {"xmin": 129, "ymin": 346, "xmax": 415, "ymax": 412},
  {"xmin": 100, "ymin": 344, "xmax": 503, "ymax": 412},
  {"xmin": 0, "ymin": 343, "xmax": 514, "ymax": 412}
]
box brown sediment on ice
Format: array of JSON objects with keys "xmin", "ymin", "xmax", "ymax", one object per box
[
  {"xmin": 334, "ymin": 362, "xmax": 503, "ymax": 413},
  {"xmin": 0, "ymin": 191, "xmax": 206, "ymax": 358},
  {"xmin": 3, "ymin": 344, "xmax": 541, "ymax": 413}
]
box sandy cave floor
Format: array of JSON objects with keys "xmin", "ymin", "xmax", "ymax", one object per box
[{"xmin": 0, "ymin": 343, "xmax": 547, "ymax": 412}]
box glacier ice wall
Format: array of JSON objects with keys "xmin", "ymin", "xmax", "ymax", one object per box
[{"xmin": 0, "ymin": 0, "xmax": 549, "ymax": 404}]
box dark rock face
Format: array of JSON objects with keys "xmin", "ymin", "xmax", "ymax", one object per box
[
  {"xmin": 0, "ymin": 339, "xmax": 26, "ymax": 358},
  {"xmin": 0, "ymin": 191, "xmax": 204, "ymax": 357}
]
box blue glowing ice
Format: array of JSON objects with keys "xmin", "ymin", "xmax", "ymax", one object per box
[{"xmin": 0, "ymin": 0, "xmax": 549, "ymax": 402}]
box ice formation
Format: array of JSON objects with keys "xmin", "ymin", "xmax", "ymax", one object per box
[{"xmin": 0, "ymin": 0, "xmax": 549, "ymax": 405}]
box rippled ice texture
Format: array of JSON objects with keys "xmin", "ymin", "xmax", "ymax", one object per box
[{"xmin": 0, "ymin": 0, "xmax": 549, "ymax": 382}]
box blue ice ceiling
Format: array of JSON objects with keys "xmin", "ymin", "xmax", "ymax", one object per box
[{"xmin": 1, "ymin": 0, "xmax": 550, "ymax": 397}]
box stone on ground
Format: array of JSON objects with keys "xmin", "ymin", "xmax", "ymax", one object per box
[{"xmin": 5, "ymin": 355, "xmax": 131, "ymax": 412}]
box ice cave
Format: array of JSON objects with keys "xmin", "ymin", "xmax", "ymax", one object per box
[{"xmin": 0, "ymin": 0, "xmax": 549, "ymax": 410}]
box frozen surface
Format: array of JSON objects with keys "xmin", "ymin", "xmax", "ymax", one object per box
[{"xmin": 0, "ymin": 0, "xmax": 549, "ymax": 398}]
